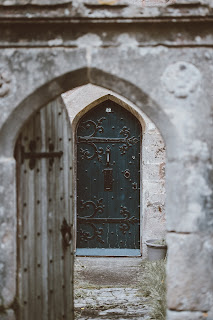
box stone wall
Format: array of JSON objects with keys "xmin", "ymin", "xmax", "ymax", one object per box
[
  {"xmin": 0, "ymin": 1, "xmax": 213, "ymax": 319},
  {"xmin": 142, "ymin": 117, "xmax": 166, "ymax": 255}
]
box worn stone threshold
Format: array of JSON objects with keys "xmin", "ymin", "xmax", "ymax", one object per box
[
  {"xmin": 75, "ymin": 288, "xmax": 150, "ymax": 320},
  {"xmin": 76, "ymin": 248, "xmax": 141, "ymax": 257}
]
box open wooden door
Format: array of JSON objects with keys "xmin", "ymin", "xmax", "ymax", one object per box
[{"xmin": 15, "ymin": 96, "xmax": 74, "ymax": 320}]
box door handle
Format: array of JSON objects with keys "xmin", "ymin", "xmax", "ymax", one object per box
[
  {"xmin": 104, "ymin": 146, "xmax": 113, "ymax": 191},
  {"xmin": 106, "ymin": 146, "xmax": 111, "ymax": 166},
  {"xmin": 60, "ymin": 218, "xmax": 72, "ymax": 247}
]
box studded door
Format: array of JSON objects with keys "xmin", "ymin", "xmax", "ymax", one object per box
[
  {"xmin": 76, "ymin": 100, "xmax": 141, "ymax": 256},
  {"xmin": 15, "ymin": 97, "xmax": 74, "ymax": 320}
]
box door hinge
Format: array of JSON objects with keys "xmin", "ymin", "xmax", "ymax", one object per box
[
  {"xmin": 60, "ymin": 218, "xmax": 72, "ymax": 248},
  {"xmin": 21, "ymin": 140, "xmax": 63, "ymax": 169}
]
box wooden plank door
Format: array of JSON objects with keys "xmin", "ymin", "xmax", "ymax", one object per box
[
  {"xmin": 15, "ymin": 96, "xmax": 74, "ymax": 320},
  {"xmin": 76, "ymin": 100, "xmax": 141, "ymax": 256}
]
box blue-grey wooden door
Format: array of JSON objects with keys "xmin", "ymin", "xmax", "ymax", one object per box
[{"xmin": 76, "ymin": 100, "xmax": 141, "ymax": 256}]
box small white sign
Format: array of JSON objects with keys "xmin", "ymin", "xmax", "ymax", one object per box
[{"xmin": 106, "ymin": 108, "xmax": 112, "ymax": 113}]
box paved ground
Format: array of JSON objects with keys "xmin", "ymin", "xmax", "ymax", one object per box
[{"xmin": 74, "ymin": 257, "xmax": 150, "ymax": 319}]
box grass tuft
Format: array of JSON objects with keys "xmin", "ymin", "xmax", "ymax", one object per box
[{"xmin": 140, "ymin": 258, "xmax": 167, "ymax": 320}]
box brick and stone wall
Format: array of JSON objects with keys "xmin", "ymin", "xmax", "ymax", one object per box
[{"xmin": 141, "ymin": 116, "xmax": 166, "ymax": 255}]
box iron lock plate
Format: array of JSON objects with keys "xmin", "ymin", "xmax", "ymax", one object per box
[{"xmin": 104, "ymin": 168, "xmax": 113, "ymax": 191}]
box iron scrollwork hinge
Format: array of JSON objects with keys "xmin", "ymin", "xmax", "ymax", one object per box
[
  {"xmin": 77, "ymin": 125, "xmax": 139, "ymax": 162},
  {"xmin": 60, "ymin": 218, "xmax": 72, "ymax": 248},
  {"xmin": 78, "ymin": 203, "xmax": 139, "ymax": 243},
  {"xmin": 21, "ymin": 140, "xmax": 63, "ymax": 170}
]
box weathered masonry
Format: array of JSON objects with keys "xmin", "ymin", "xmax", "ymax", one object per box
[{"xmin": 0, "ymin": 1, "xmax": 213, "ymax": 320}]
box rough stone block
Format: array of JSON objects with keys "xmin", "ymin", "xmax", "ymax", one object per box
[
  {"xmin": 0, "ymin": 158, "xmax": 16, "ymax": 307},
  {"xmin": 143, "ymin": 163, "xmax": 165, "ymax": 180},
  {"xmin": 143, "ymin": 132, "xmax": 166, "ymax": 164},
  {"xmin": 144, "ymin": 205, "xmax": 165, "ymax": 219},
  {"xmin": 142, "ymin": 0, "xmax": 175, "ymax": 5},
  {"xmin": 146, "ymin": 121, "xmax": 157, "ymax": 133},
  {"xmin": 142, "ymin": 180, "xmax": 165, "ymax": 194},
  {"xmin": 142, "ymin": 210, "xmax": 166, "ymax": 240},
  {"xmin": 166, "ymin": 158, "xmax": 212, "ymax": 233},
  {"xmin": 167, "ymin": 310, "xmax": 208, "ymax": 320},
  {"xmin": 143, "ymin": 132, "xmax": 165, "ymax": 148},
  {"xmin": 143, "ymin": 192, "xmax": 166, "ymax": 207},
  {"xmin": 167, "ymin": 233, "xmax": 213, "ymax": 311}
]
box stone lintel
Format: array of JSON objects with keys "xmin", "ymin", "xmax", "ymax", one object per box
[{"xmin": 0, "ymin": 0, "xmax": 212, "ymax": 22}]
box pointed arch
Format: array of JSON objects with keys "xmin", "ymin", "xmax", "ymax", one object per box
[{"xmin": 0, "ymin": 67, "xmax": 178, "ymax": 159}]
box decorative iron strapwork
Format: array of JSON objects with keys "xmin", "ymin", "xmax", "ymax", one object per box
[
  {"xmin": 79, "ymin": 143, "xmax": 104, "ymax": 162},
  {"xmin": 21, "ymin": 140, "xmax": 63, "ymax": 170},
  {"xmin": 79, "ymin": 117, "xmax": 106, "ymax": 137},
  {"xmin": 77, "ymin": 200, "xmax": 139, "ymax": 243},
  {"xmin": 78, "ymin": 120, "xmax": 139, "ymax": 162},
  {"xmin": 119, "ymin": 126, "xmax": 139, "ymax": 155},
  {"xmin": 80, "ymin": 198, "xmax": 104, "ymax": 218}
]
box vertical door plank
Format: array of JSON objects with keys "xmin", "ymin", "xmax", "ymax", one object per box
[
  {"xmin": 68, "ymin": 109, "xmax": 74, "ymax": 317},
  {"xmin": 22, "ymin": 130, "xmax": 29, "ymax": 320},
  {"xmin": 26, "ymin": 118, "xmax": 36, "ymax": 319},
  {"xmin": 58, "ymin": 99, "xmax": 66, "ymax": 319},
  {"xmin": 40, "ymin": 106, "xmax": 49, "ymax": 320},
  {"xmin": 17, "ymin": 130, "xmax": 28, "ymax": 320},
  {"xmin": 62, "ymin": 102, "xmax": 72, "ymax": 317},
  {"xmin": 45, "ymin": 103, "xmax": 55, "ymax": 320},
  {"xmin": 52, "ymin": 98, "xmax": 63, "ymax": 320},
  {"xmin": 34, "ymin": 110, "xmax": 42, "ymax": 318}
]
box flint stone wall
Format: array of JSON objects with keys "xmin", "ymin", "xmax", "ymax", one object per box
[{"xmin": 0, "ymin": 1, "xmax": 212, "ymax": 319}]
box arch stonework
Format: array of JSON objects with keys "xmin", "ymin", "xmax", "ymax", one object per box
[
  {"xmin": 0, "ymin": 3, "xmax": 213, "ymax": 318},
  {"xmin": 62, "ymin": 84, "xmax": 166, "ymax": 256}
]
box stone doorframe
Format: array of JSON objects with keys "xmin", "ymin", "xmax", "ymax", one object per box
[
  {"xmin": 62, "ymin": 84, "xmax": 166, "ymax": 256},
  {"xmin": 62, "ymin": 84, "xmax": 146, "ymax": 255},
  {"xmin": 0, "ymin": 67, "xmax": 212, "ymax": 319}
]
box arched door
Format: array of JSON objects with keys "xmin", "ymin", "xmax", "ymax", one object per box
[
  {"xmin": 15, "ymin": 97, "xmax": 74, "ymax": 320},
  {"xmin": 76, "ymin": 100, "xmax": 141, "ymax": 256}
]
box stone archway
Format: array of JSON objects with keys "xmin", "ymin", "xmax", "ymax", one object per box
[
  {"xmin": 0, "ymin": 67, "xmax": 206, "ymax": 319},
  {"xmin": 0, "ymin": 68, "xmax": 176, "ymax": 158}
]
